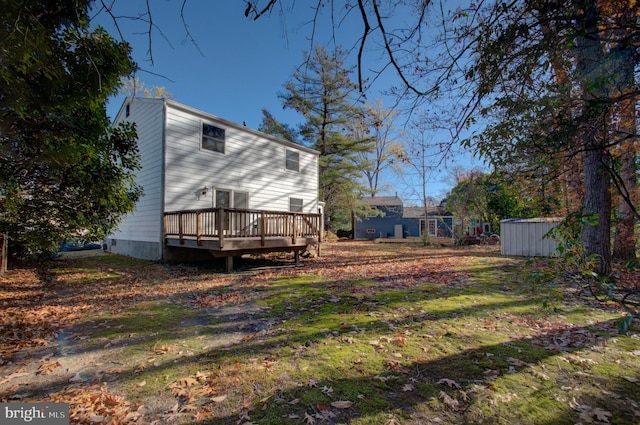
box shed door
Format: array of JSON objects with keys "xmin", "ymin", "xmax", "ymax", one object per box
[{"xmin": 394, "ymin": 224, "xmax": 403, "ymax": 239}]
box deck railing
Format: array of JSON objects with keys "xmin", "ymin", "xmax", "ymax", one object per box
[{"xmin": 164, "ymin": 207, "xmax": 322, "ymax": 247}]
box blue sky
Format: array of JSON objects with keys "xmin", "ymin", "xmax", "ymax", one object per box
[
  {"xmin": 92, "ymin": 1, "xmax": 484, "ymax": 202},
  {"xmin": 94, "ymin": 2, "xmax": 314, "ymax": 127}
]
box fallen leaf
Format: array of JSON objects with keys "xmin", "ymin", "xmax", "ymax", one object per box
[
  {"xmin": 507, "ymin": 357, "xmax": 530, "ymax": 367},
  {"xmin": 179, "ymin": 404, "xmax": 198, "ymax": 412},
  {"xmin": 591, "ymin": 407, "xmax": 611, "ymax": 423},
  {"xmin": 438, "ymin": 391, "xmax": 460, "ymax": 410},
  {"xmin": 391, "ymin": 334, "xmax": 406, "ymax": 347},
  {"xmin": 532, "ymin": 369, "xmax": 550, "ymax": 381},
  {"xmin": 194, "ymin": 409, "xmax": 213, "ymax": 421},
  {"xmin": 37, "ymin": 360, "xmax": 62, "ymax": 375},
  {"xmin": 437, "ymin": 378, "xmax": 461, "ymax": 389},
  {"xmin": 154, "ymin": 344, "xmax": 171, "ymax": 355},
  {"xmin": 304, "ymin": 412, "xmax": 316, "ymax": 424},
  {"xmin": 331, "ymin": 400, "xmax": 353, "ymax": 409},
  {"xmin": 321, "ymin": 385, "xmax": 333, "ymax": 395},
  {"xmin": 211, "ymin": 395, "xmax": 227, "ymax": 403},
  {"xmin": 402, "ymin": 384, "xmax": 415, "ymax": 392},
  {"xmin": 0, "ymin": 371, "xmax": 30, "ymax": 385}
]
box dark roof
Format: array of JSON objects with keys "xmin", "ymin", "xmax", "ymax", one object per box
[
  {"xmin": 403, "ymin": 206, "xmax": 453, "ymax": 218},
  {"xmin": 361, "ymin": 196, "xmax": 403, "ymax": 207}
]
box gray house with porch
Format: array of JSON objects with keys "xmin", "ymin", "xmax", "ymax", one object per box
[{"xmin": 354, "ymin": 196, "xmax": 454, "ymax": 242}]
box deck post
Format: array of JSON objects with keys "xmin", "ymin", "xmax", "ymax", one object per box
[
  {"xmin": 197, "ymin": 211, "xmax": 202, "ymax": 246},
  {"xmin": 178, "ymin": 212, "xmax": 184, "ymax": 245},
  {"xmin": 317, "ymin": 215, "xmax": 322, "ymax": 256},
  {"xmin": 292, "ymin": 213, "xmax": 297, "ymax": 244},
  {"xmin": 260, "ymin": 211, "xmax": 266, "ymax": 246},
  {"xmin": 226, "ymin": 255, "xmax": 234, "ymax": 272},
  {"xmin": 217, "ymin": 207, "xmax": 225, "ymax": 249},
  {"xmin": 294, "ymin": 250, "xmax": 300, "ymax": 263},
  {"xmin": 163, "ymin": 214, "xmax": 168, "ymax": 242}
]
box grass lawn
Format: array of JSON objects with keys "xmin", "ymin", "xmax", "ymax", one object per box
[{"xmin": 0, "ymin": 241, "xmax": 638, "ymax": 424}]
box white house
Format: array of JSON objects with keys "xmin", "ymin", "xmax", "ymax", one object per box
[{"xmin": 107, "ymin": 97, "xmax": 321, "ymax": 267}]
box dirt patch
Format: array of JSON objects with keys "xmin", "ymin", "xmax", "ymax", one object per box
[
  {"xmin": 0, "ymin": 298, "xmax": 274, "ymax": 396},
  {"xmin": 0, "ymin": 251, "xmax": 286, "ymax": 423}
]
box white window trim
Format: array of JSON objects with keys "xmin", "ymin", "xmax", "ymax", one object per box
[
  {"xmin": 212, "ymin": 188, "xmax": 250, "ymax": 210},
  {"xmin": 289, "ymin": 197, "xmax": 304, "ymax": 213},
  {"xmin": 233, "ymin": 191, "xmax": 249, "ymax": 209},
  {"xmin": 420, "ymin": 218, "xmax": 438, "ymax": 237},
  {"xmin": 214, "ymin": 188, "xmax": 231, "ymax": 208},
  {"xmin": 285, "ymin": 149, "xmax": 300, "ymax": 172},
  {"xmin": 201, "ymin": 121, "xmax": 226, "ymax": 154}
]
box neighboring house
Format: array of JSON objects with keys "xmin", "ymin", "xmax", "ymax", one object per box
[
  {"xmin": 465, "ymin": 218, "xmax": 492, "ymax": 236},
  {"xmin": 107, "ymin": 97, "xmax": 321, "ymax": 268},
  {"xmin": 354, "ymin": 196, "xmax": 454, "ymax": 241}
]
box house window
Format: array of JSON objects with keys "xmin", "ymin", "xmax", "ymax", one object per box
[
  {"xmin": 286, "ymin": 149, "xmax": 300, "ymax": 172},
  {"xmin": 420, "ymin": 219, "xmax": 437, "ymax": 237},
  {"xmin": 215, "ymin": 189, "xmax": 230, "ymax": 208},
  {"xmin": 289, "ymin": 198, "xmax": 303, "ymax": 213},
  {"xmin": 234, "ymin": 191, "xmax": 248, "ymax": 209},
  {"xmin": 202, "ymin": 123, "xmax": 225, "ymax": 153},
  {"xmin": 125, "ymin": 104, "xmax": 130, "ymax": 117},
  {"xmin": 428, "ymin": 220, "xmax": 437, "ymax": 236}
]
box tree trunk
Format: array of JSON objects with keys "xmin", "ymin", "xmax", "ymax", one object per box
[
  {"xmin": 581, "ymin": 145, "xmax": 612, "ymax": 275},
  {"xmin": 574, "ymin": 0, "xmax": 612, "ymax": 276}
]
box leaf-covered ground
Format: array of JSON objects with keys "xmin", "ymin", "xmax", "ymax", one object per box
[{"xmin": 0, "ymin": 242, "xmax": 638, "ymax": 424}]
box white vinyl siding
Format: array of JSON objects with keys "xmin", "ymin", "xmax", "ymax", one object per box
[
  {"xmin": 109, "ymin": 98, "xmax": 165, "ymax": 248},
  {"xmin": 163, "ymin": 102, "xmax": 318, "ymax": 213},
  {"xmin": 108, "ymin": 98, "xmax": 320, "ymax": 261}
]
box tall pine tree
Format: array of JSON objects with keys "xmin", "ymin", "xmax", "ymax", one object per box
[{"xmin": 280, "ymin": 46, "xmax": 373, "ymax": 230}]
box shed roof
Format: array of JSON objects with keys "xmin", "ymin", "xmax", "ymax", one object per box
[{"xmin": 500, "ymin": 217, "xmax": 564, "ymax": 223}]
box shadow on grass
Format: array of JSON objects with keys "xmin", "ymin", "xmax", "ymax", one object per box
[
  {"xmin": 2, "ymin": 244, "xmax": 636, "ymax": 424},
  {"xmin": 11, "ymin": 270, "xmax": 636, "ymax": 424},
  {"xmin": 194, "ymin": 319, "xmax": 632, "ymax": 425}
]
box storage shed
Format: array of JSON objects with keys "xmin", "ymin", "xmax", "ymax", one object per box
[{"xmin": 500, "ymin": 218, "xmax": 563, "ymax": 257}]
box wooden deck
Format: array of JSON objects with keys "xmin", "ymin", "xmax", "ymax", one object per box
[{"xmin": 164, "ymin": 208, "xmax": 322, "ymax": 270}]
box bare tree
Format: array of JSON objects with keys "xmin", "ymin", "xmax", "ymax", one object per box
[{"xmin": 350, "ymin": 100, "xmax": 405, "ymax": 197}]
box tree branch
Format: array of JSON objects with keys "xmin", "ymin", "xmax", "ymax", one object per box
[
  {"xmin": 370, "ymin": 1, "xmax": 427, "ymax": 96},
  {"xmin": 355, "ymin": 0, "xmax": 371, "ymax": 92}
]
